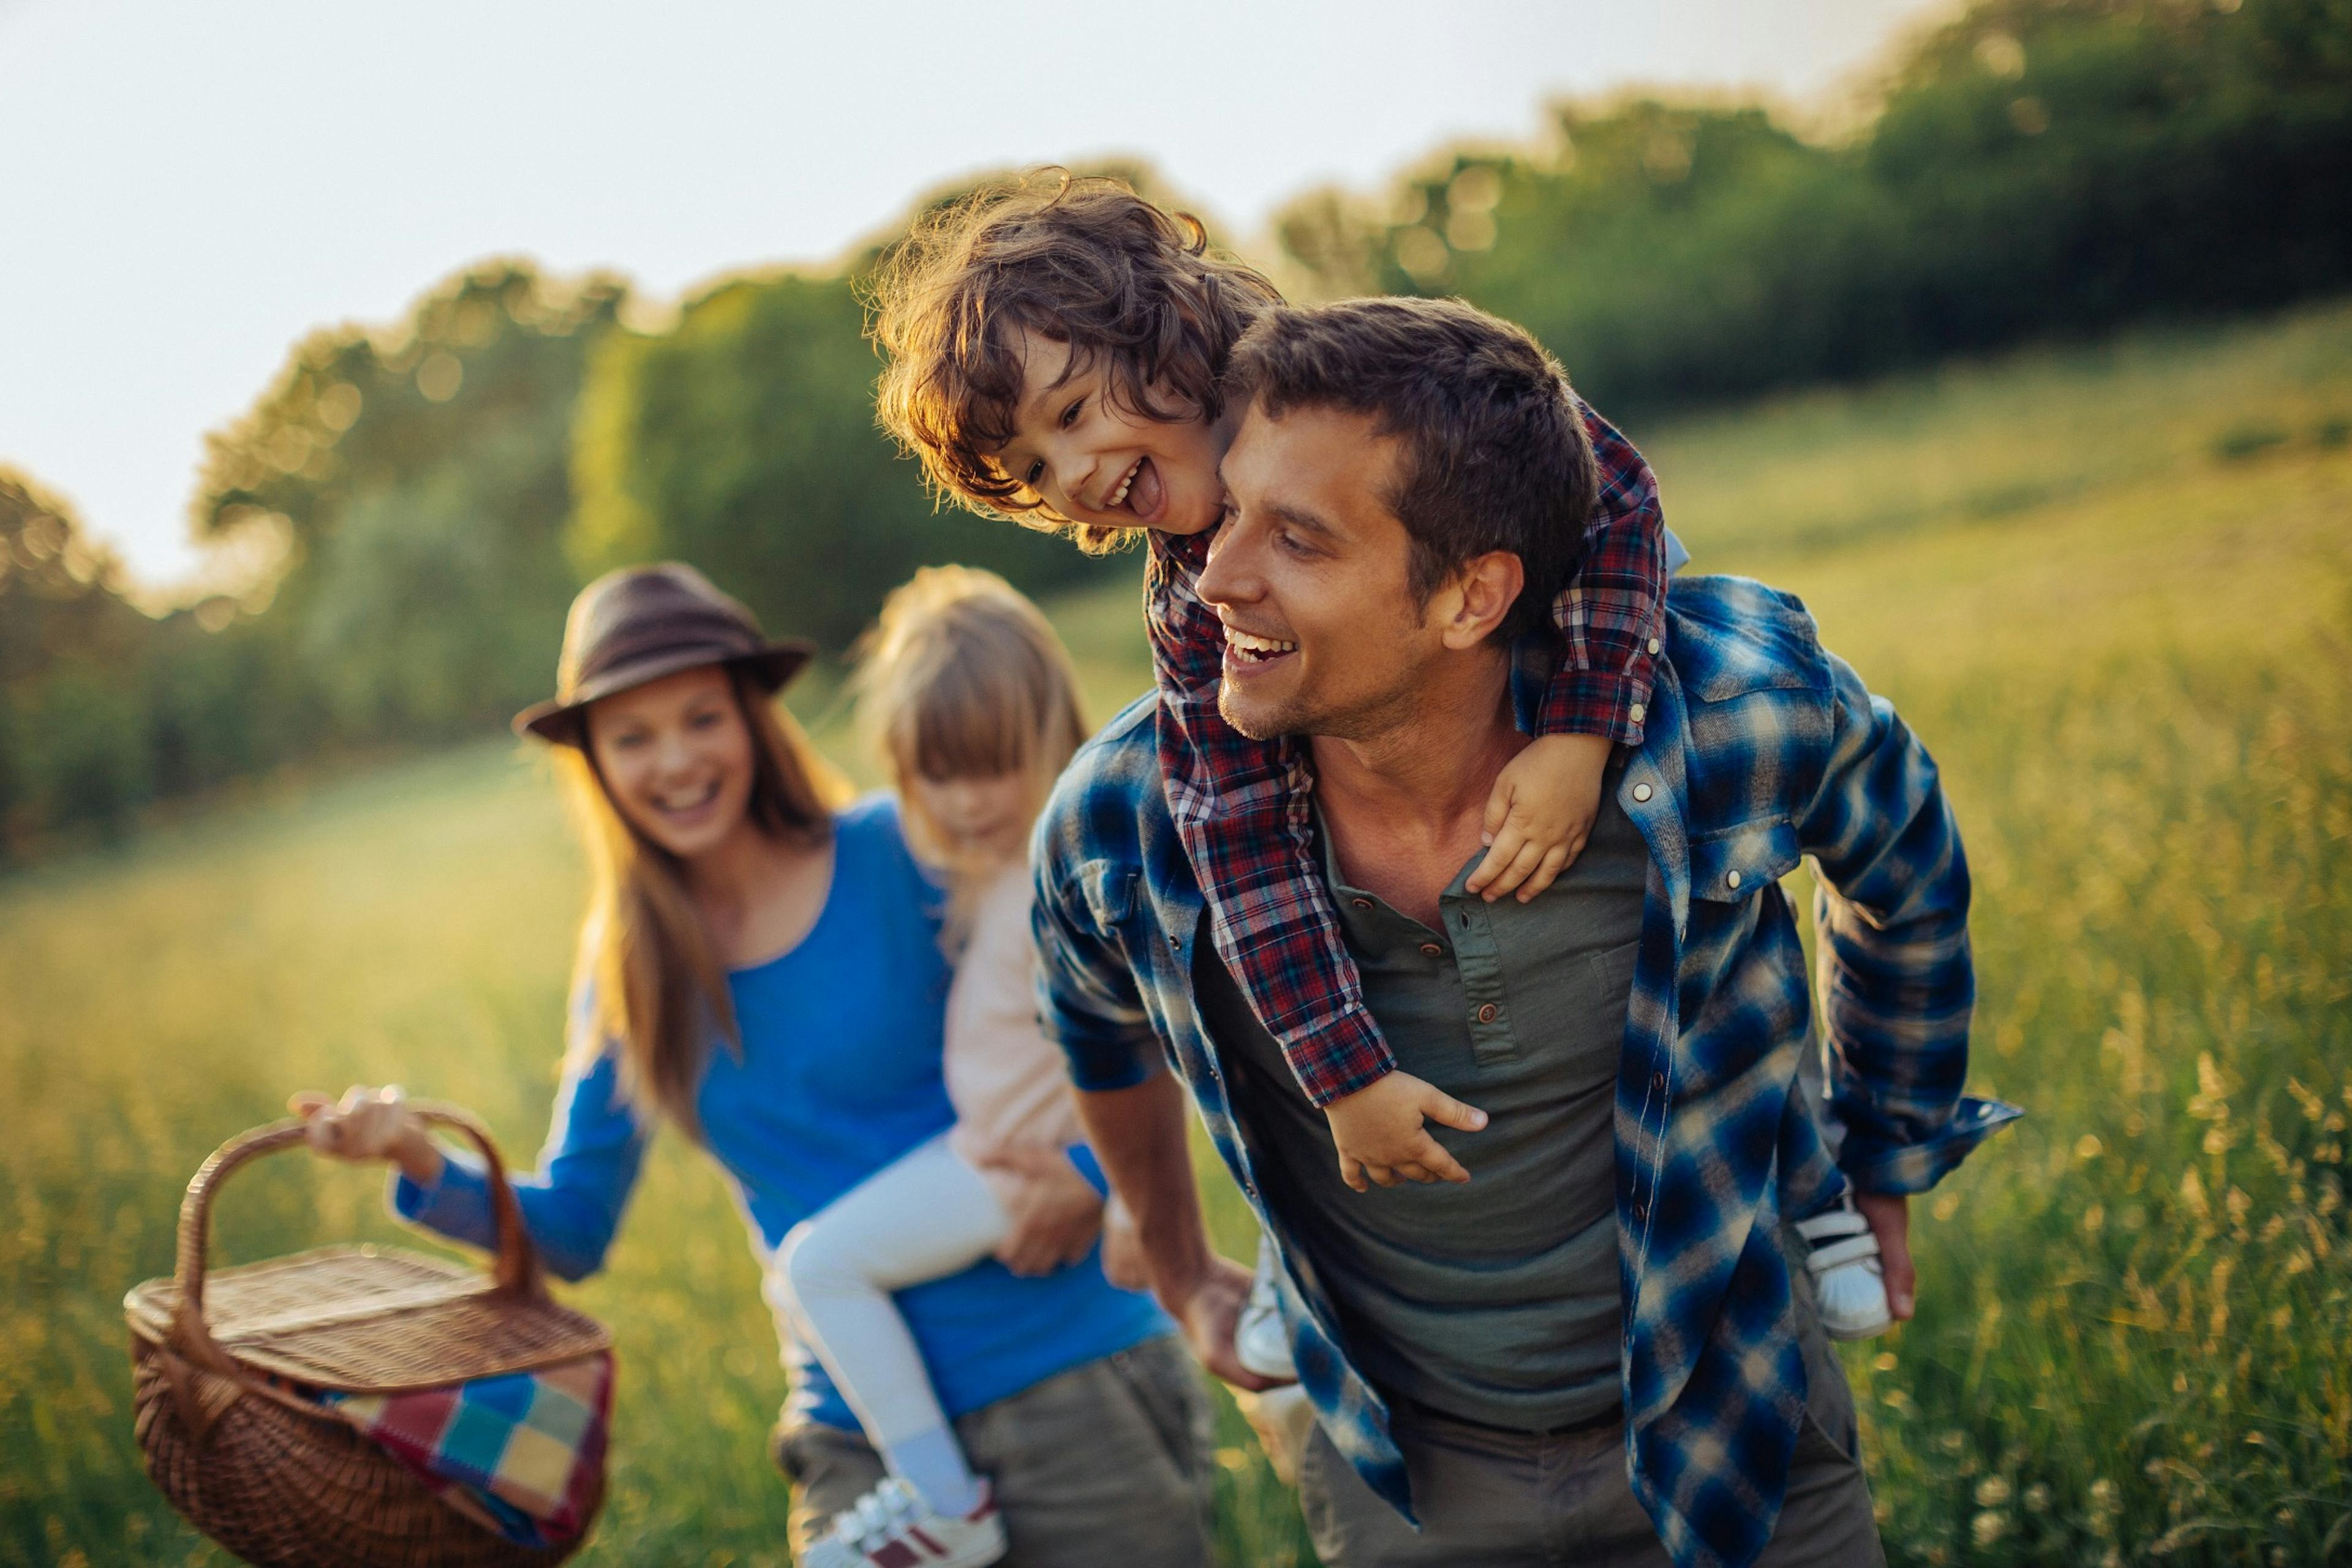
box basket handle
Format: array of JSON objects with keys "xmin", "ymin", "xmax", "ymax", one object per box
[{"xmin": 166, "ymin": 1100, "xmax": 543, "ymax": 1377}]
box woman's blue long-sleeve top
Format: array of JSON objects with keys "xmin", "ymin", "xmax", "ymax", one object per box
[{"xmin": 393, "ymin": 793, "xmax": 1169, "ymax": 1430}]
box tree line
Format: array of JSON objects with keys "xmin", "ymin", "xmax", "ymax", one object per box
[
  {"xmin": 3, "ymin": 0, "xmax": 2345, "ymax": 858},
  {"xmin": 1280, "ymin": 0, "xmax": 2352, "ymax": 413}
]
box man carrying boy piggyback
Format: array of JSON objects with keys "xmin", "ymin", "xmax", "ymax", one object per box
[{"xmin": 872, "ymin": 176, "xmax": 2016, "ymax": 1568}]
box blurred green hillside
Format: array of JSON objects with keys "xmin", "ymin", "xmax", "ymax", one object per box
[
  {"xmin": 6, "ymin": 297, "xmax": 2349, "ymax": 1567},
  {"xmin": 5, "ymin": 0, "xmax": 2348, "ymax": 859},
  {"xmin": 1281, "ymin": 0, "xmax": 2352, "ymax": 412}
]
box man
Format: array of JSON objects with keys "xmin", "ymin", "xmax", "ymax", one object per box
[{"xmin": 1030, "ymin": 296, "xmax": 2018, "ymax": 1567}]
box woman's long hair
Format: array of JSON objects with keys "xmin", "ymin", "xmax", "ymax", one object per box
[
  {"xmin": 854, "ymin": 567, "xmax": 1087, "ymax": 954},
  {"xmin": 554, "ymin": 665, "xmax": 852, "ymax": 1135}
]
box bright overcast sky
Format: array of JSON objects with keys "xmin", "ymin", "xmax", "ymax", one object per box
[{"xmin": 1, "ymin": 0, "xmax": 1945, "ymax": 592}]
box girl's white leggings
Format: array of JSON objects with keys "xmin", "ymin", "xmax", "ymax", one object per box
[{"xmin": 765, "ymin": 1133, "xmax": 1009, "ymax": 1447}]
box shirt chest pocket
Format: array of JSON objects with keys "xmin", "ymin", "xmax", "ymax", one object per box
[
  {"xmin": 1074, "ymin": 860, "xmax": 1138, "ymax": 929},
  {"xmin": 1688, "ymin": 818, "xmax": 1802, "ymax": 907},
  {"xmin": 1073, "ymin": 861, "xmax": 1164, "ymax": 993}
]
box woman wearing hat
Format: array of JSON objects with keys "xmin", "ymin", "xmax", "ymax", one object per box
[{"xmin": 290, "ymin": 564, "xmax": 1215, "ymax": 1567}]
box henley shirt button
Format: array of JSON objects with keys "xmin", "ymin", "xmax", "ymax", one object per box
[
  {"xmin": 1419, "ymin": 942, "xmax": 1443, "ymax": 959},
  {"xmin": 1632, "ymin": 783, "xmax": 1654, "ymax": 803},
  {"xmin": 1633, "ymin": 1200, "xmax": 1649, "ymax": 1223},
  {"xmin": 1727, "ymin": 869, "xmax": 1743, "ymax": 889},
  {"xmin": 1475, "ymin": 1002, "xmax": 1499, "ymax": 1025},
  {"xmin": 1651, "ymin": 1071, "xmax": 1667, "ymax": 1095},
  {"xmin": 1351, "ymin": 897, "xmax": 1374, "ymax": 911},
  {"xmin": 1648, "ymin": 638, "xmax": 1662, "ymax": 655}
]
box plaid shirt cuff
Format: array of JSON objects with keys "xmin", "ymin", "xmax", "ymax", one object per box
[
  {"xmin": 1272, "ymin": 1005, "xmax": 1396, "ymax": 1107},
  {"xmin": 1538, "ymin": 664, "xmax": 1651, "ymax": 747},
  {"xmin": 1842, "ymin": 1096, "xmax": 2025, "ymax": 1195}
]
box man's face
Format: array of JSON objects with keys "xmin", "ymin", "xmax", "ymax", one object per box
[
  {"xmin": 987, "ymin": 327, "xmax": 1230, "ymax": 538},
  {"xmin": 1196, "ymin": 402, "xmax": 1440, "ymax": 742}
]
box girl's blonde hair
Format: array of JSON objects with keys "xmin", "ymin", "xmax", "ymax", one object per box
[
  {"xmin": 854, "ymin": 566, "xmax": 1087, "ymax": 949},
  {"xmin": 555, "ymin": 665, "xmax": 853, "ymax": 1135}
]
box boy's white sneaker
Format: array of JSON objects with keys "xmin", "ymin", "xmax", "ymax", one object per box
[
  {"xmin": 1235, "ymin": 1255, "xmax": 1297, "ymax": 1381},
  {"xmin": 801, "ymin": 1477, "xmax": 1007, "ymax": 1568},
  {"xmin": 1795, "ymin": 1193, "xmax": 1893, "ymax": 1341},
  {"xmin": 1234, "ymin": 1243, "xmax": 1316, "ymax": 1480}
]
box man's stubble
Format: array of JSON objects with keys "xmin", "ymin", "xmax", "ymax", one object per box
[{"xmin": 1215, "ymin": 626, "xmax": 1446, "ymax": 752}]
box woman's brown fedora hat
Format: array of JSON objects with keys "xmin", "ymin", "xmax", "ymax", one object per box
[{"xmin": 514, "ymin": 563, "xmax": 814, "ymax": 746}]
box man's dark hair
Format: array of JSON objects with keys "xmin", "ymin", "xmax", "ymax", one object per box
[{"xmin": 1223, "ymin": 296, "xmax": 1599, "ymax": 641}]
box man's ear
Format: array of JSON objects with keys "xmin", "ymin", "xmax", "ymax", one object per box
[{"xmin": 1435, "ymin": 551, "xmax": 1526, "ymax": 649}]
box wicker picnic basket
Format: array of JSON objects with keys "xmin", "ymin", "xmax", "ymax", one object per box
[{"xmin": 124, "ymin": 1105, "xmax": 612, "ymax": 1567}]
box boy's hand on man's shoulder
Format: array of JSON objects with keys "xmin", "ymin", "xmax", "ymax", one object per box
[{"xmin": 1468, "ymin": 733, "xmax": 1612, "ymax": 904}]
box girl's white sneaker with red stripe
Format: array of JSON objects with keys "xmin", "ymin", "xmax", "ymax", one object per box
[{"xmin": 801, "ymin": 1477, "xmax": 1007, "ymax": 1568}]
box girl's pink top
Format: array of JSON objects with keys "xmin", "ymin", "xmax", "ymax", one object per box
[{"xmin": 944, "ymin": 863, "xmax": 1087, "ymax": 1193}]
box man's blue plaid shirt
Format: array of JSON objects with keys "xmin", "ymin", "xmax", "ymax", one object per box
[{"xmin": 1031, "ymin": 576, "xmax": 2021, "ymax": 1568}]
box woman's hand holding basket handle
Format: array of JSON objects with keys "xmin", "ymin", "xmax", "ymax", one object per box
[
  {"xmin": 186, "ymin": 1096, "xmax": 541, "ymax": 1327},
  {"xmin": 289, "ymin": 1084, "xmax": 446, "ymax": 1189},
  {"xmin": 131, "ymin": 1102, "xmax": 601, "ymax": 1566}
]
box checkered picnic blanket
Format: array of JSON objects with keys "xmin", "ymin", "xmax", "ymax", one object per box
[{"xmin": 312, "ymin": 1353, "xmax": 613, "ymax": 1548}]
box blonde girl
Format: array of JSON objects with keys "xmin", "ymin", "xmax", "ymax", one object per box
[{"xmin": 768, "ymin": 566, "xmax": 1117, "ymax": 1568}]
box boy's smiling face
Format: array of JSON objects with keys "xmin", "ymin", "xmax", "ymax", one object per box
[{"xmin": 988, "ymin": 326, "xmax": 1232, "ymax": 537}]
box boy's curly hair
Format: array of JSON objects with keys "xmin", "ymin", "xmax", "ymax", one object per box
[{"xmin": 867, "ymin": 170, "xmax": 1282, "ymax": 552}]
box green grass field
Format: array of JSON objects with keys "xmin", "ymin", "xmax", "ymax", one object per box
[{"xmin": 6, "ymin": 300, "xmax": 2350, "ymax": 1567}]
